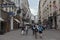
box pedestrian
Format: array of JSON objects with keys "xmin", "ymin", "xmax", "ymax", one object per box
[
  {"xmin": 32, "ymin": 24, "xmax": 38, "ymax": 39},
  {"xmin": 21, "ymin": 27, "xmax": 25, "ymax": 35},
  {"xmin": 43, "ymin": 24, "xmax": 46, "ymax": 30},
  {"xmin": 36, "ymin": 24, "xmax": 39, "ymax": 30},
  {"xmin": 32, "ymin": 24, "xmax": 36, "ymax": 35},
  {"xmin": 38, "ymin": 24, "xmax": 44, "ymax": 38},
  {"xmin": 25, "ymin": 25, "xmax": 28, "ymax": 35},
  {"xmin": 34, "ymin": 25, "xmax": 38, "ymax": 39}
]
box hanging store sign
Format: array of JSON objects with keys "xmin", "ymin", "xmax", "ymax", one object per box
[
  {"xmin": 8, "ymin": 12, "xmax": 15, "ymax": 16},
  {"xmin": 0, "ymin": 2, "xmax": 15, "ymax": 7},
  {"xmin": 14, "ymin": 18, "xmax": 20, "ymax": 23}
]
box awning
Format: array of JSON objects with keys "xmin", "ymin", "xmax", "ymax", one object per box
[
  {"xmin": 24, "ymin": 22, "xmax": 30, "ymax": 24},
  {"xmin": 24, "ymin": 22, "xmax": 30, "ymax": 26},
  {"xmin": 14, "ymin": 18, "xmax": 20, "ymax": 23},
  {"xmin": 0, "ymin": 18, "xmax": 4, "ymax": 21}
]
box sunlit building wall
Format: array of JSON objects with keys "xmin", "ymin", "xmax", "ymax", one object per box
[{"xmin": 38, "ymin": 0, "xmax": 60, "ymax": 29}]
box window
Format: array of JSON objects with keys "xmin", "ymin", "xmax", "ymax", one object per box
[
  {"xmin": 53, "ymin": 1, "xmax": 56, "ymax": 4},
  {"xmin": 50, "ymin": 5, "xmax": 51, "ymax": 7},
  {"xmin": 2, "ymin": 7, "xmax": 6, "ymax": 11},
  {"xmin": 50, "ymin": 1, "xmax": 51, "ymax": 3},
  {"xmin": 47, "ymin": 8, "xmax": 48, "ymax": 9},
  {"xmin": 47, "ymin": 5, "xmax": 48, "ymax": 7}
]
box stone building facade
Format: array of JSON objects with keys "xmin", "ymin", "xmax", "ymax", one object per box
[{"xmin": 38, "ymin": 0, "xmax": 60, "ymax": 29}]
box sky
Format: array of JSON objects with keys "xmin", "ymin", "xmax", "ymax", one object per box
[{"xmin": 28, "ymin": 0, "xmax": 39, "ymax": 16}]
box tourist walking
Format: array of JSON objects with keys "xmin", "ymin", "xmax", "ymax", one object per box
[
  {"xmin": 21, "ymin": 27, "xmax": 25, "ymax": 35},
  {"xmin": 34, "ymin": 25, "xmax": 38, "ymax": 39},
  {"xmin": 25, "ymin": 25, "xmax": 28, "ymax": 35},
  {"xmin": 38, "ymin": 24, "xmax": 44, "ymax": 38}
]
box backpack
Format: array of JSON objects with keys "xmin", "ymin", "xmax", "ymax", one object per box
[{"xmin": 38, "ymin": 25, "xmax": 43, "ymax": 32}]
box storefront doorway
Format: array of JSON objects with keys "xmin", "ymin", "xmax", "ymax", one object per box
[
  {"xmin": 53, "ymin": 11, "xmax": 57, "ymax": 29},
  {"xmin": 48, "ymin": 16, "xmax": 53, "ymax": 29},
  {"xmin": 0, "ymin": 21, "xmax": 5, "ymax": 34}
]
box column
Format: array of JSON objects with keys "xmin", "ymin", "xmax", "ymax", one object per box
[
  {"xmin": 11, "ymin": 17, "xmax": 13, "ymax": 30},
  {"xmin": 52, "ymin": 18, "xmax": 55, "ymax": 28}
]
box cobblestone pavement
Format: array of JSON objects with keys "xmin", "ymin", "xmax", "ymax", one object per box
[{"xmin": 0, "ymin": 29, "xmax": 60, "ymax": 40}]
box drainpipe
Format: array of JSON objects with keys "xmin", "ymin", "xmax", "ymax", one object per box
[{"xmin": 0, "ymin": 8, "xmax": 1, "ymax": 31}]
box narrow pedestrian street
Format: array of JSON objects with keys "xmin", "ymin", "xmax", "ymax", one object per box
[
  {"xmin": 0, "ymin": 0, "xmax": 60, "ymax": 40},
  {"xmin": 0, "ymin": 29, "xmax": 60, "ymax": 40}
]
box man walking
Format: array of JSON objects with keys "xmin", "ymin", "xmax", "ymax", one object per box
[{"xmin": 25, "ymin": 25, "xmax": 28, "ymax": 35}]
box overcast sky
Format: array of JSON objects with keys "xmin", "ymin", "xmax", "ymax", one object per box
[{"xmin": 28, "ymin": 0, "xmax": 39, "ymax": 16}]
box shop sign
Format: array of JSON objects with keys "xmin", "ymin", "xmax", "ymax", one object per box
[
  {"xmin": 8, "ymin": 12, "xmax": 15, "ymax": 16},
  {"xmin": 0, "ymin": 2, "xmax": 14, "ymax": 7}
]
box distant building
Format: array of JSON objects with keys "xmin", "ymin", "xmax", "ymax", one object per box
[
  {"xmin": 34, "ymin": 15, "xmax": 38, "ymax": 24},
  {"xmin": 38, "ymin": 0, "xmax": 60, "ymax": 29}
]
